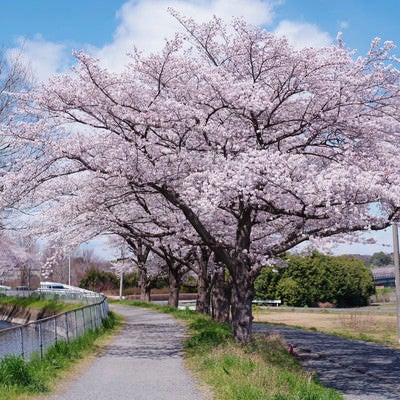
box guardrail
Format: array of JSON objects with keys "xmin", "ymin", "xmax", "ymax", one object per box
[
  {"xmin": 252, "ymin": 299, "xmax": 282, "ymax": 307},
  {"xmin": 0, "ymin": 294, "xmax": 109, "ymax": 360}
]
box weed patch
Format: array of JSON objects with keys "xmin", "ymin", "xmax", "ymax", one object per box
[
  {"xmin": 0, "ymin": 311, "xmax": 119, "ymax": 400},
  {"xmin": 188, "ymin": 337, "xmax": 341, "ymax": 400}
]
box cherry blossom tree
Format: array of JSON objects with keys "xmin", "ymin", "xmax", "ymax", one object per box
[
  {"xmin": 0, "ymin": 50, "xmax": 32, "ymax": 203},
  {"xmin": 8, "ymin": 14, "xmax": 400, "ymax": 342},
  {"xmin": 0, "ymin": 51, "xmax": 31, "ymax": 123},
  {"xmin": 121, "ymin": 237, "xmax": 168, "ymax": 302},
  {"xmin": 0, "ymin": 52, "xmax": 37, "ymax": 284},
  {"xmin": 0, "ymin": 232, "xmax": 39, "ymax": 285},
  {"xmin": 110, "ymin": 240, "xmax": 164, "ymax": 301},
  {"xmin": 24, "ymin": 170, "xmax": 195, "ymax": 304}
]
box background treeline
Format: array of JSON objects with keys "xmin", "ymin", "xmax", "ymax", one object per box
[
  {"xmin": 78, "ymin": 268, "xmax": 196, "ymax": 295},
  {"xmin": 79, "ymin": 269, "xmax": 137, "ymax": 293},
  {"xmin": 351, "ymin": 251, "xmax": 393, "ymax": 268},
  {"xmin": 255, "ymin": 251, "xmax": 375, "ymax": 307}
]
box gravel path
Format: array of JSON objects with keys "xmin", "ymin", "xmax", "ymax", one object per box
[
  {"xmin": 254, "ymin": 323, "xmax": 400, "ymax": 400},
  {"xmin": 47, "ymin": 304, "xmax": 206, "ymax": 400}
]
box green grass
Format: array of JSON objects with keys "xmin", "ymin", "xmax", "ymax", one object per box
[
  {"xmin": 0, "ymin": 295, "xmax": 80, "ymax": 314},
  {"xmin": 0, "ymin": 311, "xmax": 120, "ymax": 400},
  {"xmin": 118, "ymin": 300, "xmax": 343, "ymax": 400},
  {"xmin": 185, "ymin": 322, "xmax": 342, "ymax": 400},
  {"xmin": 3, "ymin": 299, "xmax": 341, "ymax": 400}
]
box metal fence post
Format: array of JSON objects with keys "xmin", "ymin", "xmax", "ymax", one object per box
[
  {"xmin": 89, "ymin": 306, "xmax": 94, "ymax": 330},
  {"xmin": 82, "ymin": 308, "xmax": 86, "ymax": 333},
  {"xmin": 94, "ymin": 305, "xmax": 98, "ymax": 329},
  {"xmin": 65, "ymin": 313, "xmax": 69, "ymax": 343},
  {"xmin": 102, "ymin": 300, "xmax": 108, "ymax": 318},
  {"xmin": 39, "ymin": 321, "xmax": 43, "ymax": 359},
  {"xmin": 74, "ymin": 309, "xmax": 78, "ymax": 338},
  {"xmin": 54, "ymin": 317, "xmax": 58, "ymax": 343},
  {"xmin": 19, "ymin": 326, "xmax": 24, "ymax": 358}
]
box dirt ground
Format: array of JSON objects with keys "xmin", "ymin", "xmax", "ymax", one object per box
[{"xmin": 253, "ymin": 307, "xmax": 398, "ymax": 347}]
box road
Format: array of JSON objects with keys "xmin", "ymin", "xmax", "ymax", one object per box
[
  {"xmin": 254, "ymin": 323, "xmax": 400, "ymax": 400},
  {"xmin": 46, "ymin": 304, "xmax": 207, "ymax": 400}
]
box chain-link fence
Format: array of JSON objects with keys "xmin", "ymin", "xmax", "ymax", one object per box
[
  {"xmin": 1, "ymin": 288, "xmax": 104, "ymax": 305},
  {"xmin": 0, "ymin": 296, "xmax": 109, "ymax": 359}
]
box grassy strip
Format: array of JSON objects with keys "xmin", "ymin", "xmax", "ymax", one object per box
[
  {"xmin": 120, "ymin": 300, "xmax": 342, "ymax": 400},
  {"xmin": 0, "ymin": 311, "xmax": 121, "ymax": 400},
  {"xmin": 0, "ymin": 295, "xmax": 80, "ymax": 314}
]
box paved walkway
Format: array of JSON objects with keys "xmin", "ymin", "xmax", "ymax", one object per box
[
  {"xmin": 254, "ymin": 323, "xmax": 400, "ymax": 400},
  {"xmin": 43, "ymin": 305, "xmax": 400, "ymax": 399},
  {"xmin": 47, "ymin": 304, "xmax": 206, "ymax": 400}
]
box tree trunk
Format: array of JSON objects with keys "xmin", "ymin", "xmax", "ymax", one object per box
[
  {"xmin": 139, "ymin": 269, "xmax": 151, "ymax": 302},
  {"xmin": 211, "ymin": 269, "xmax": 231, "ymax": 323},
  {"xmin": 230, "ymin": 265, "xmax": 255, "ymax": 344},
  {"xmin": 140, "ymin": 283, "xmax": 151, "ymax": 302},
  {"xmin": 156, "ymin": 186, "xmax": 255, "ymax": 342},
  {"xmin": 124, "ymin": 238, "xmax": 152, "ymax": 302},
  {"xmin": 196, "ymin": 251, "xmax": 212, "ymax": 314},
  {"xmin": 196, "ymin": 272, "xmax": 211, "ymax": 314},
  {"xmin": 168, "ymin": 268, "xmax": 180, "ymax": 308}
]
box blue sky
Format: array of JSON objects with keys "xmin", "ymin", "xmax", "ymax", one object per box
[
  {"xmin": 0, "ymin": 0, "xmax": 399, "ymax": 255},
  {"xmin": 1, "ymin": 0, "xmax": 399, "ymax": 81},
  {"xmin": 1, "ymin": 0, "xmax": 399, "ymax": 52},
  {"xmin": 275, "ymin": 0, "xmax": 400, "ymax": 54}
]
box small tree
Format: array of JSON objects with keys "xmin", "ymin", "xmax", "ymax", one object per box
[{"xmin": 333, "ymin": 255, "xmax": 376, "ymax": 307}]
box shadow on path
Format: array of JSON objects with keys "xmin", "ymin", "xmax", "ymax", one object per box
[
  {"xmin": 47, "ymin": 304, "xmax": 205, "ymax": 400},
  {"xmin": 254, "ymin": 324, "xmax": 400, "ymax": 400},
  {"xmin": 100, "ymin": 321, "xmax": 184, "ymax": 359}
]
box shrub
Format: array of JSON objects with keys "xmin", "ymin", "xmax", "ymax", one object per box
[
  {"xmin": 79, "ymin": 268, "xmax": 119, "ymax": 292},
  {"xmin": 256, "ymin": 251, "xmax": 375, "ymax": 307}
]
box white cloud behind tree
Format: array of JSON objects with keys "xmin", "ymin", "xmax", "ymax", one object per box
[
  {"xmin": 5, "ymin": 0, "xmax": 333, "ymax": 82},
  {"xmin": 6, "ymin": 35, "xmax": 70, "ymax": 83},
  {"xmin": 2, "ymin": 0, "xmax": 396, "ymax": 256}
]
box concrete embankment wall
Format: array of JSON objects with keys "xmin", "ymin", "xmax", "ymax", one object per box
[{"xmin": 0, "ymin": 304, "xmax": 54, "ymax": 325}]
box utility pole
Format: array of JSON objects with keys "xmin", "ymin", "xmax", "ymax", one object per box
[
  {"xmin": 68, "ymin": 255, "xmax": 71, "ymax": 286},
  {"xmin": 119, "ymin": 271, "xmax": 124, "ymax": 300},
  {"xmin": 392, "ymin": 223, "xmax": 400, "ymax": 344}
]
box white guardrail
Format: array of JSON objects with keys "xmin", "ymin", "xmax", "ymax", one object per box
[
  {"xmin": 252, "ymin": 299, "xmax": 282, "ymax": 307},
  {"xmin": 0, "ymin": 288, "xmax": 109, "ymax": 360}
]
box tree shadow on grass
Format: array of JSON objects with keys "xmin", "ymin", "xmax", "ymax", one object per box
[{"xmin": 254, "ymin": 323, "xmax": 400, "ymax": 399}]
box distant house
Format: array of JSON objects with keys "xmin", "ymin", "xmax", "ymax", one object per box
[{"xmin": 372, "ymin": 267, "xmax": 395, "ymax": 287}]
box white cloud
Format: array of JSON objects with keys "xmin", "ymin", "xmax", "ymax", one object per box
[
  {"xmin": 93, "ymin": 0, "xmax": 277, "ymax": 71},
  {"xmin": 274, "ymin": 20, "xmax": 332, "ymax": 49},
  {"xmin": 6, "ymin": 35, "xmax": 71, "ymax": 83},
  {"xmin": 4, "ymin": 0, "xmax": 334, "ymax": 81}
]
